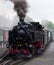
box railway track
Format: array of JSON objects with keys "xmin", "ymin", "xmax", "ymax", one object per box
[
  {"xmin": 10, "ymin": 59, "xmax": 29, "ymax": 65},
  {"xmin": 0, "ymin": 55, "xmax": 42, "ymax": 65},
  {"xmin": 0, "ymin": 52, "xmax": 42, "ymax": 65},
  {"xmin": 0, "ymin": 52, "xmax": 13, "ymax": 65},
  {"xmin": 0, "ymin": 59, "xmax": 12, "ymax": 65},
  {"xmin": 0, "ymin": 56, "xmax": 31, "ymax": 65},
  {"xmin": 0, "ymin": 58, "xmax": 28, "ymax": 65},
  {"xmin": 10, "ymin": 59, "xmax": 23, "ymax": 65}
]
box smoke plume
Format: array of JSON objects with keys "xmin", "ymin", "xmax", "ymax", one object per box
[{"xmin": 11, "ymin": 0, "xmax": 28, "ymax": 22}]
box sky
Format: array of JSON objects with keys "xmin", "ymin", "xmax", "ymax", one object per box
[
  {"xmin": 0, "ymin": 0, "xmax": 54, "ymax": 23},
  {"xmin": 27, "ymin": 0, "xmax": 54, "ymax": 23}
]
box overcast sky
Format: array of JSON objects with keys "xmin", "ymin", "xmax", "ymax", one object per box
[
  {"xmin": 0, "ymin": 0, "xmax": 54, "ymax": 23},
  {"xmin": 27, "ymin": 0, "xmax": 54, "ymax": 23}
]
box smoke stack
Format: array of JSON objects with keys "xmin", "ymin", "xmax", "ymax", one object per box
[{"xmin": 10, "ymin": 0, "xmax": 28, "ymax": 22}]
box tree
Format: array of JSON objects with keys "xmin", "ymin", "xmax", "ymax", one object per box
[{"xmin": 41, "ymin": 20, "xmax": 54, "ymax": 31}]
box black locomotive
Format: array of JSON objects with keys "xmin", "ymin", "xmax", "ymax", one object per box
[{"xmin": 8, "ymin": 21, "xmax": 51, "ymax": 59}]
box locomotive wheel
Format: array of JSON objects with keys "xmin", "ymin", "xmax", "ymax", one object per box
[
  {"xmin": 25, "ymin": 54, "xmax": 32, "ymax": 60},
  {"xmin": 36, "ymin": 49, "xmax": 44, "ymax": 56},
  {"xmin": 13, "ymin": 53, "xmax": 24, "ymax": 60}
]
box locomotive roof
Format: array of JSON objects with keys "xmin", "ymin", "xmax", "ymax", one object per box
[{"xmin": 30, "ymin": 22, "xmax": 39, "ymax": 26}]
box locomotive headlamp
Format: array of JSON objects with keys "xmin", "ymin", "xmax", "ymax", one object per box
[
  {"xmin": 25, "ymin": 43, "xmax": 28, "ymax": 46},
  {"xmin": 20, "ymin": 44, "xmax": 21, "ymax": 47},
  {"xmin": 29, "ymin": 44, "xmax": 32, "ymax": 48}
]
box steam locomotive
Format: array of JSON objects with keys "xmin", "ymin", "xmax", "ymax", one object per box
[{"xmin": 8, "ymin": 21, "xmax": 52, "ymax": 59}]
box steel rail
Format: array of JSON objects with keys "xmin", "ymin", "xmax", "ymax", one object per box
[{"xmin": 0, "ymin": 59, "xmax": 12, "ymax": 65}]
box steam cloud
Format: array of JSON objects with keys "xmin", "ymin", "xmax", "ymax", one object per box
[{"xmin": 11, "ymin": 0, "xmax": 28, "ymax": 22}]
